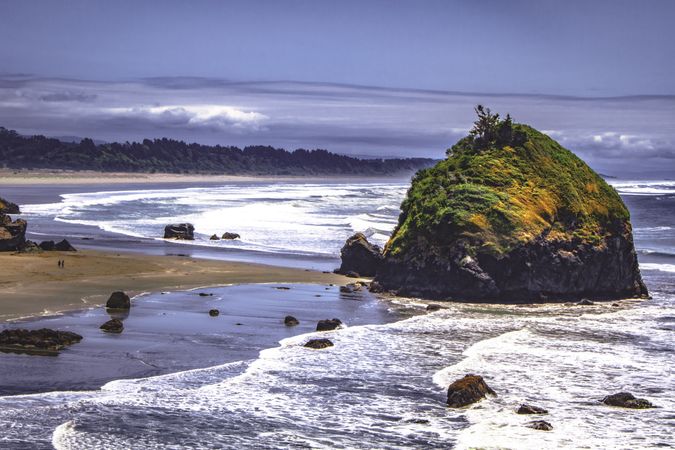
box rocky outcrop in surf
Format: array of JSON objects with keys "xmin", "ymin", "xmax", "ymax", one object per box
[
  {"xmin": 601, "ymin": 392, "xmax": 655, "ymax": 409},
  {"xmin": 446, "ymin": 374, "xmax": 496, "ymax": 407},
  {"xmin": 0, "ymin": 328, "xmax": 83, "ymax": 355},
  {"xmin": 0, "ymin": 196, "xmax": 20, "ymax": 214},
  {"xmin": 336, "ymin": 232, "xmax": 382, "ymax": 277},
  {"xmin": 373, "ymin": 108, "xmax": 648, "ymax": 302},
  {"xmin": 106, "ymin": 291, "xmax": 131, "ymax": 309},
  {"xmin": 164, "ymin": 223, "xmax": 195, "ymax": 240}
]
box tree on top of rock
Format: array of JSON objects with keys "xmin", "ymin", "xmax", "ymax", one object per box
[{"xmin": 468, "ymin": 105, "xmax": 527, "ymax": 151}]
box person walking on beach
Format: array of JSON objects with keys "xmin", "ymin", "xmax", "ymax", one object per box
[{"xmin": 57, "ymin": 259, "xmax": 61, "ymax": 268}]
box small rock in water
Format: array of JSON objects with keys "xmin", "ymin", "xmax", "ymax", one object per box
[
  {"xmin": 426, "ymin": 304, "xmax": 445, "ymax": 312},
  {"xmin": 284, "ymin": 315, "xmax": 299, "ymax": 326},
  {"xmin": 517, "ymin": 404, "xmax": 548, "ymax": 415},
  {"xmin": 527, "ymin": 420, "xmax": 553, "ymax": 431},
  {"xmin": 304, "ymin": 338, "xmax": 334, "ymax": 349},
  {"xmin": 275, "ymin": 286, "xmax": 291, "ymax": 290},
  {"xmin": 221, "ymin": 232, "xmax": 240, "ymax": 240},
  {"xmin": 198, "ymin": 292, "xmax": 213, "ymax": 297},
  {"xmin": 208, "ymin": 309, "xmax": 220, "ymax": 317},
  {"xmin": 611, "ymin": 302, "xmax": 621, "ymax": 307},
  {"xmin": 601, "ymin": 392, "xmax": 655, "ymax": 409},
  {"xmin": 316, "ymin": 318, "xmax": 342, "ymax": 331},
  {"xmin": 106, "ymin": 291, "xmax": 131, "ymax": 309},
  {"xmin": 209, "ymin": 234, "xmax": 220, "ymax": 240},
  {"xmin": 100, "ymin": 318, "xmax": 124, "ymax": 333},
  {"xmin": 0, "ymin": 328, "xmax": 83, "ymax": 355},
  {"xmin": 339, "ymin": 283, "xmax": 362, "ymax": 294},
  {"xmin": 577, "ymin": 298, "xmax": 594, "ymax": 306},
  {"xmin": 446, "ymin": 374, "xmax": 496, "ymax": 407}
]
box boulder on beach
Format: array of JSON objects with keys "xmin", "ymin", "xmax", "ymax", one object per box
[
  {"xmin": 100, "ymin": 318, "xmax": 124, "ymax": 333},
  {"xmin": 106, "ymin": 291, "xmax": 131, "ymax": 309},
  {"xmin": 164, "ymin": 223, "xmax": 195, "ymax": 240},
  {"xmin": 210, "ymin": 234, "xmax": 220, "ymax": 240},
  {"xmin": 304, "ymin": 338, "xmax": 334, "ymax": 349},
  {"xmin": 284, "ymin": 315, "xmax": 299, "ymax": 326},
  {"xmin": 446, "ymin": 374, "xmax": 496, "ymax": 407},
  {"xmin": 209, "ymin": 309, "xmax": 220, "ymax": 317},
  {"xmin": 339, "ymin": 283, "xmax": 362, "ymax": 294},
  {"xmin": 375, "ymin": 108, "xmax": 648, "ymax": 302},
  {"xmin": 517, "ymin": 404, "xmax": 549, "ymax": 415},
  {"xmin": 601, "ymin": 392, "xmax": 655, "ymax": 409},
  {"xmin": 527, "ymin": 420, "xmax": 553, "ymax": 431},
  {"xmin": 316, "ymin": 318, "xmax": 342, "ymax": 332},
  {"xmin": 221, "ymin": 232, "xmax": 240, "ymax": 240},
  {"xmin": 18, "ymin": 240, "xmax": 42, "ymax": 253},
  {"xmin": 54, "ymin": 239, "xmax": 77, "ymax": 251},
  {"xmin": 39, "ymin": 240, "xmax": 56, "ymax": 251},
  {"xmin": 336, "ymin": 232, "xmax": 382, "ymax": 277},
  {"xmin": 368, "ymin": 281, "xmax": 384, "ymax": 293},
  {"xmin": 0, "ymin": 328, "xmax": 83, "ymax": 355}
]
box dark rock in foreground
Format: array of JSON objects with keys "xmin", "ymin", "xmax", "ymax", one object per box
[
  {"xmin": 164, "ymin": 223, "xmax": 195, "ymax": 240},
  {"xmin": 337, "ymin": 233, "xmax": 382, "ymax": 277},
  {"xmin": 446, "ymin": 374, "xmax": 496, "ymax": 407},
  {"xmin": 517, "ymin": 404, "xmax": 548, "ymax": 415},
  {"xmin": 284, "ymin": 315, "xmax": 299, "ymax": 326},
  {"xmin": 0, "ymin": 214, "xmax": 27, "ymax": 252},
  {"xmin": 316, "ymin": 318, "xmax": 342, "ymax": 332},
  {"xmin": 602, "ymin": 392, "xmax": 655, "ymax": 409},
  {"xmin": 527, "ymin": 420, "xmax": 553, "ymax": 431},
  {"xmin": 304, "ymin": 338, "xmax": 334, "ymax": 349},
  {"xmin": 0, "ymin": 328, "xmax": 83, "ymax": 355},
  {"xmin": 100, "ymin": 319, "xmax": 124, "ymax": 333},
  {"xmin": 209, "ymin": 309, "xmax": 220, "ymax": 317},
  {"xmin": 221, "ymin": 232, "xmax": 240, "ymax": 240},
  {"xmin": 106, "ymin": 291, "xmax": 131, "ymax": 309}
]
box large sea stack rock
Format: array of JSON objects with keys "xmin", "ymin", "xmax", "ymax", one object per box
[
  {"xmin": 106, "ymin": 291, "xmax": 131, "ymax": 309},
  {"xmin": 0, "ymin": 214, "xmax": 27, "ymax": 251},
  {"xmin": 376, "ymin": 109, "xmax": 648, "ymax": 302},
  {"xmin": 337, "ymin": 233, "xmax": 382, "ymax": 277},
  {"xmin": 164, "ymin": 223, "xmax": 195, "ymax": 240}
]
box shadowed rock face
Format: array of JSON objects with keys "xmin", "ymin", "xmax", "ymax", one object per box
[
  {"xmin": 337, "ymin": 233, "xmax": 382, "ymax": 277},
  {"xmin": 0, "ymin": 214, "xmax": 26, "ymax": 251},
  {"xmin": 376, "ymin": 123, "xmax": 648, "ymax": 302},
  {"xmin": 446, "ymin": 374, "xmax": 496, "ymax": 407},
  {"xmin": 164, "ymin": 223, "xmax": 195, "ymax": 240}
]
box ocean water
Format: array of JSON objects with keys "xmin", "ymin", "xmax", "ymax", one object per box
[{"xmin": 1, "ymin": 179, "xmax": 673, "ymax": 449}]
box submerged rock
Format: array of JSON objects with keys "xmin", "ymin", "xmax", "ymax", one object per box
[
  {"xmin": 0, "ymin": 328, "xmax": 83, "ymax": 355},
  {"xmin": 221, "ymin": 232, "xmax": 240, "ymax": 240},
  {"xmin": 601, "ymin": 392, "xmax": 655, "ymax": 409},
  {"xmin": 208, "ymin": 309, "xmax": 220, "ymax": 317},
  {"xmin": 337, "ymin": 232, "xmax": 382, "ymax": 277},
  {"xmin": 316, "ymin": 318, "xmax": 342, "ymax": 332},
  {"xmin": 100, "ymin": 318, "xmax": 124, "ymax": 333},
  {"xmin": 304, "ymin": 338, "xmax": 334, "ymax": 349},
  {"xmin": 446, "ymin": 374, "xmax": 496, "ymax": 407},
  {"xmin": 517, "ymin": 404, "xmax": 549, "ymax": 415},
  {"xmin": 164, "ymin": 223, "xmax": 195, "ymax": 240},
  {"xmin": 375, "ymin": 110, "xmax": 648, "ymax": 302},
  {"xmin": 106, "ymin": 291, "xmax": 131, "ymax": 309},
  {"xmin": 284, "ymin": 315, "xmax": 299, "ymax": 326},
  {"xmin": 527, "ymin": 420, "xmax": 553, "ymax": 431}
]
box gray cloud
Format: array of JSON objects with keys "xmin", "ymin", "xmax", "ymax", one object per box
[{"xmin": 0, "ymin": 75, "xmax": 673, "ymax": 177}]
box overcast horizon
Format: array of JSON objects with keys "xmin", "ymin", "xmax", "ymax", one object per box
[{"xmin": 1, "ymin": 0, "xmax": 674, "ymax": 177}]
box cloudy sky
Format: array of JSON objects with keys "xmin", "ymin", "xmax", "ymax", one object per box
[{"xmin": 1, "ymin": 0, "xmax": 674, "ymax": 177}]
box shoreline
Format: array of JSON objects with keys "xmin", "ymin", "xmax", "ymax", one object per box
[
  {"xmin": 0, "ymin": 249, "xmax": 352, "ymax": 323},
  {"xmin": 0, "ymin": 169, "xmax": 412, "ymax": 185}
]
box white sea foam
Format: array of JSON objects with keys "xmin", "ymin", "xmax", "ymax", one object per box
[
  {"xmin": 640, "ymin": 262, "xmax": 675, "ymax": 273},
  {"xmin": 609, "ymin": 180, "xmax": 675, "ymax": 196}
]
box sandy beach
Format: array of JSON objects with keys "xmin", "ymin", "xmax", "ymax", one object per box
[{"xmin": 0, "ymin": 249, "xmax": 350, "ymax": 322}]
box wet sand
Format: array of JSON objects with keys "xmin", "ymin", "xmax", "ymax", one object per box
[{"xmin": 0, "ymin": 250, "xmax": 351, "ymax": 322}]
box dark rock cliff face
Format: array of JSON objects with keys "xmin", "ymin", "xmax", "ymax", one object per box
[
  {"xmin": 0, "ymin": 196, "xmax": 20, "ymax": 214},
  {"xmin": 374, "ymin": 118, "xmax": 647, "ymax": 302},
  {"xmin": 0, "ymin": 214, "xmax": 27, "ymax": 252},
  {"xmin": 337, "ymin": 232, "xmax": 382, "ymax": 277},
  {"xmin": 377, "ymin": 222, "xmax": 647, "ymax": 301}
]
